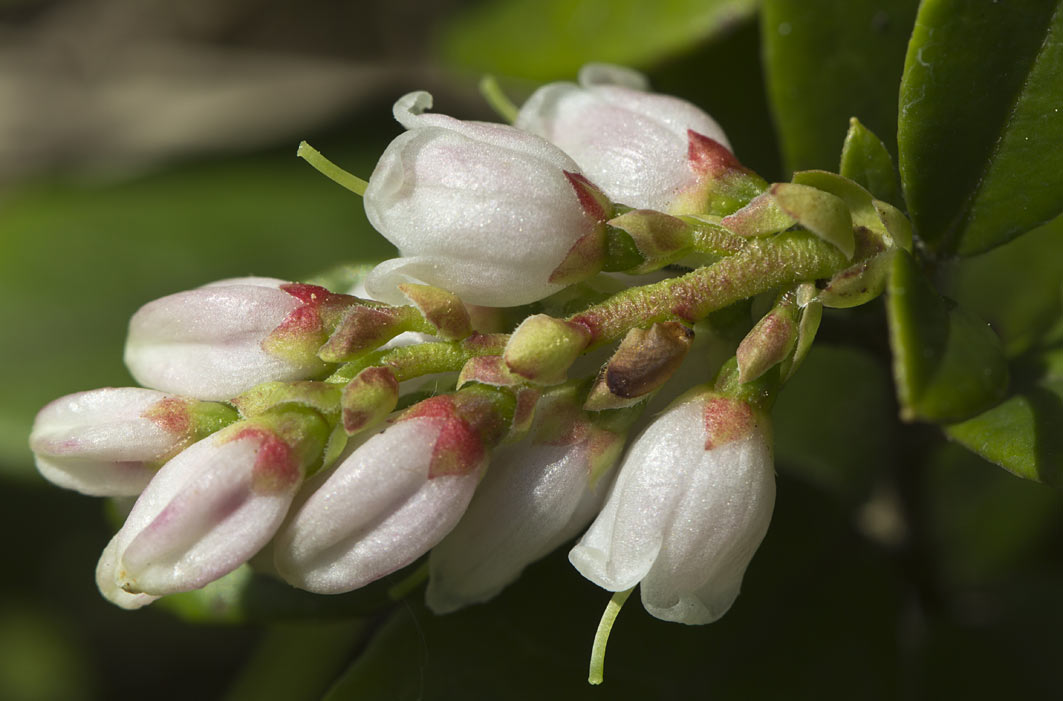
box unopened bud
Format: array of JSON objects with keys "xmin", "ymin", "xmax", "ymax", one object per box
[
  {"xmin": 398, "ymin": 283, "xmax": 472, "ymax": 340},
  {"xmin": 318, "ymin": 304, "xmax": 425, "ymax": 363},
  {"xmin": 504, "ymin": 315, "xmax": 591, "ymax": 384},
  {"xmin": 341, "ymin": 367, "xmax": 399, "ymax": 434},
  {"xmin": 736, "ymin": 299, "xmax": 799, "ymax": 383},
  {"xmin": 125, "ymin": 279, "xmax": 353, "ymax": 400},
  {"xmin": 30, "ymin": 388, "xmax": 238, "ymax": 496},
  {"xmin": 584, "ymin": 322, "xmax": 694, "ymax": 410},
  {"xmin": 100, "ymin": 407, "xmax": 329, "ymax": 598}
]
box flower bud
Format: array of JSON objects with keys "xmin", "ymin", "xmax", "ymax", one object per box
[
  {"xmin": 29, "ymin": 388, "xmax": 237, "ymax": 496},
  {"xmin": 125, "ymin": 278, "xmax": 353, "ymax": 400},
  {"xmin": 98, "ymin": 408, "xmax": 329, "ymax": 599},
  {"xmin": 503, "ymin": 314, "xmax": 592, "ymax": 384},
  {"xmin": 569, "ymin": 390, "xmax": 775, "ymax": 624},
  {"xmin": 363, "ymin": 91, "xmax": 609, "ymax": 307},
  {"xmin": 426, "ymin": 389, "xmax": 628, "ymax": 613},
  {"xmin": 273, "ymin": 396, "xmax": 493, "ymax": 594},
  {"xmin": 736, "ymin": 299, "xmax": 799, "ymax": 384},
  {"xmin": 584, "ymin": 321, "xmax": 694, "ymax": 410},
  {"xmin": 515, "ymin": 63, "xmax": 733, "ymax": 214}
]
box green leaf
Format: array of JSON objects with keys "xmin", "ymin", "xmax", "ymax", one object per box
[
  {"xmin": 770, "ymin": 182, "xmax": 855, "ymax": 258},
  {"xmin": 886, "ymin": 249, "xmax": 1009, "ymax": 423},
  {"xmin": 946, "ymin": 375, "xmax": 1063, "ymax": 488},
  {"xmin": 437, "ymin": 0, "xmax": 759, "ymax": 80},
  {"xmin": 898, "ymin": 1, "xmax": 1063, "ymax": 257},
  {"xmin": 943, "ymin": 214, "xmax": 1063, "ymax": 355},
  {"xmin": 761, "ymin": 0, "xmax": 920, "ymax": 174},
  {"xmin": 839, "ymin": 118, "xmax": 902, "ymax": 206}
]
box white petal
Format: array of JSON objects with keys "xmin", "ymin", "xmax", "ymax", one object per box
[
  {"xmin": 113, "ymin": 430, "xmax": 299, "ymax": 595},
  {"xmin": 275, "ymin": 419, "xmax": 480, "ymax": 594},
  {"xmin": 96, "ymin": 537, "xmax": 159, "ymax": 610},
  {"xmin": 639, "ymin": 428, "xmax": 775, "ymax": 624},
  {"xmin": 29, "ymin": 388, "xmax": 189, "ymax": 496},
  {"xmin": 426, "ymin": 440, "xmax": 589, "ymax": 613},
  {"xmin": 124, "ymin": 284, "xmax": 316, "ymax": 400}
]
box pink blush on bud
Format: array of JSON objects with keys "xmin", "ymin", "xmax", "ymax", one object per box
[
  {"xmin": 428, "ymin": 418, "xmax": 484, "ymax": 478},
  {"xmin": 563, "ymin": 171, "xmax": 610, "ymax": 222},
  {"xmin": 142, "ymin": 397, "xmax": 193, "ymax": 436},
  {"xmin": 702, "ymin": 397, "xmax": 756, "ymax": 449},
  {"xmin": 280, "ymin": 283, "xmax": 333, "ymax": 305},
  {"xmin": 687, "ymin": 130, "xmax": 740, "ymax": 177},
  {"xmin": 227, "ymin": 427, "xmax": 299, "ymax": 494}
]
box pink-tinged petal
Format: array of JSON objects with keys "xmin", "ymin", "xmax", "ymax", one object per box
[
  {"xmin": 426, "ymin": 440, "xmax": 592, "ymax": 613},
  {"xmin": 101, "ymin": 410, "xmax": 327, "ymax": 599},
  {"xmin": 274, "ymin": 417, "xmax": 484, "ymax": 594},
  {"xmin": 29, "ymin": 388, "xmax": 201, "ymax": 496},
  {"xmin": 96, "ymin": 537, "xmax": 159, "ymax": 610},
  {"xmin": 427, "ymin": 390, "xmax": 627, "ymax": 614},
  {"xmin": 515, "ymin": 63, "xmax": 731, "ymax": 213},
  {"xmin": 569, "ymin": 391, "xmax": 775, "ymax": 625},
  {"xmin": 363, "ymin": 92, "xmax": 606, "ymax": 307},
  {"xmin": 124, "ymin": 281, "xmax": 329, "ymax": 400}
]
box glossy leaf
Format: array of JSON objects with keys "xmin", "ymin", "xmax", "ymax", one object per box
[
  {"xmin": 943, "ymin": 215, "xmax": 1063, "ymax": 355},
  {"xmin": 761, "ymin": 0, "xmax": 919, "ymax": 174},
  {"xmin": 839, "ymin": 118, "xmax": 902, "ymax": 206},
  {"xmin": 946, "ymin": 366, "xmax": 1063, "ymax": 487},
  {"xmin": 886, "ymin": 250, "xmax": 1009, "ymax": 423},
  {"xmin": 898, "ymin": 0, "xmax": 1063, "ymax": 256},
  {"xmin": 438, "ymin": 0, "xmax": 758, "ymax": 80}
]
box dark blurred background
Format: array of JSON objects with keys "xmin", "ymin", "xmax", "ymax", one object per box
[{"xmin": 2, "ymin": 0, "xmax": 1061, "ymax": 698}]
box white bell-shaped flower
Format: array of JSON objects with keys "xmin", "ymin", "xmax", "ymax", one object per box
[
  {"xmin": 29, "ymin": 387, "xmax": 234, "ymax": 496},
  {"xmin": 516, "ymin": 63, "xmax": 731, "ymax": 214},
  {"xmin": 569, "ymin": 390, "xmax": 774, "ymax": 624},
  {"xmin": 98, "ymin": 409, "xmax": 327, "ymax": 600},
  {"xmin": 363, "ymin": 92, "xmax": 609, "ymax": 307},
  {"xmin": 274, "ymin": 399, "xmax": 490, "ymax": 594},
  {"xmin": 426, "ymin": 396, "xmax": 625, "ymax": 613},
  {"xmin": 124, "ymin": 278, "xmax": 341, "ymax": 400}
]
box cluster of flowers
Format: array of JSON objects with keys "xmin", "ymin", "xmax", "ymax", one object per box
[{"xmin": 31, "ymin": 64, "xmax": 909, "ymax": 638}]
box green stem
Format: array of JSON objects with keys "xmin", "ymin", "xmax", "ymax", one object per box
[
  {"xmin": 588, "ymin": 587, "xmax": 633, "ymax": 685},
  {"xmin": 326, "ymin": 333, "xmax": 509, "ymax": 385},
  {"xmin": 684, "ymin": 216, "xmax": 750, "ymax": 256},
  {"xmin": 324, "ymin": 233, "xmax": 847, "ymax": 389},
  {"xmin": 297, "ymin": 141, "xmax": 369, "ymax": 196},
  {"xmin": 478, "ymin": 75, "xmax": 520, "ymax": 124},
  {"xmin": 569, "ymin": 231, "xmax": 849, "ymax": 349}
]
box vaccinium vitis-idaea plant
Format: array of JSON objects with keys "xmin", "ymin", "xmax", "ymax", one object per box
[{"xmin": 30, "ymin": 62, "xmax": 923, "ymax": 685}]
